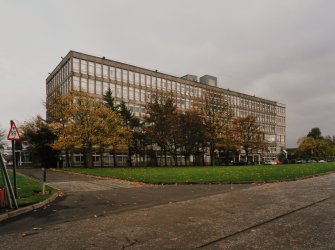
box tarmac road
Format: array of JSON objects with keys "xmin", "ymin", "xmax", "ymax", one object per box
[
  {"xmin": 0, "ymin": 168, "xmax": 334, "ymax": 249},
  {"xmin": 0, "ymin": 168, "xmax": 253, "ymax": 235}
]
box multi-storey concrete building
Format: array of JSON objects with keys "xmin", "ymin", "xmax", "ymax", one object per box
[{"xmin": 46, "ymin": 51, "xmax": 286, "ymax": 164}]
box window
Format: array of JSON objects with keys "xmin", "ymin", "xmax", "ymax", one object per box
[
  {"xmin": 135, "ymin": 89, "xmax": 140, "ymax": 101},
  {"xmin": 62, "ymin": 65, "xmax": 66, "ymax": 80},
  {"xmin": 190, "ymin": 87, "xmax": 194, "ymax": 96},
  {"xmin": 67, "ymin": 79, "xmax": 71, "ymax": 92},
  {"xmin": 73, "ymin": 58, "xmax": 80, "ymax": 73},
  {"xmin": 146, "ymin": 92, "xmax": 151, "ymax": 101},
  {"xmin": 129, "ymin": 87, "xmax": 134, "ymax": 100},
  {"xmin": 166, "ymin": 81, "xmax": 171, "ymax": 90},
  {"xmin": 176, "ymin": 97, "xmax": 181, "ymax": 108},
  {"xmin": 172, "ymin": 82, "xmax": 176, "ymax": 91},
  {"xmin": 116, "ymin": 69, "xmax": 122, "ymax": 81},
  {"xmin": 93, "ymin": 155, "xmax": 100, "ymax": 162},
  {"xmin": 81, "ymin": 60, "xmax": 87, "ymax": 74},
  {"xmin": 96, "ymin": 64, "xmax": 102, "ymax": 77},
  {"xmin": 129, "ymin": 71, "xmax": 134, "ymax": 84},
  {"xmin": 60, "ymin": 83, "xmax": 64, "ymax": 95},
  {"xmin": 67, "ymin": 61, "xmax": 71, "ymax": 75},
  {"xmin": 157, "ymin": 78, "xmax": 161, "ymax": 89},
  {"xmin": 81, "ymin": 78, "xmax": 87, "ymax": 92},
  {"xmin": 140, "ymin": 90, "xmax": 145, "ymax": 102},
  {"xmin": 96, "ymin": 80, "xmax": 102, "ymax": 95},
  {"xmin": 103, "ymin": 81, "xmax": 109, "ymax": 95},
  {"xmin": 88, "ymin": 62, "xmax": 95, "ymax": 75},
  {"xmin": 122, "ymin": 70, "xmax": 128, "ymax": 83},
  {"xmin": 135, "ymin": 105, "xmax": 140, "ymax": 116},
  {"xmin": 110, "ymin": 83, "xmax": 116, "ymax": 95},
  {"xmin": 89, "ymin": 79, "xmax": 95, "ymax": 94},
  {"xmin": 186, "ymin": 100, "xmax": 190, "ymax": 109},
  {"xmin": 110, "ymin": 67, "xmax": 115, "ymax": 80},
  {"xmin": 73, "ymin": 76, "xmax": 80, "ymax": 90},
  {"xmin": 162, "ymin": 79, "xmax": 166, "ymax": 90},
  {"xmin": 181, "ymin": 85, "xmax": 185, "ymax": 94},
  {"xmin": 181, "ymin": 98, "xmax": 186, "ymax": 109},
  {"xmin": 135, "ymin": 73, "xmax": 140, "ymax": 85},
  {"xmin": 123, "ymin": 86, "xmax": 128, "ymax": 100},
  {"xmin": 139, "ymin": 74, "xmax": 144, "ymax": 86},
  {"xmin": 116, "ymin": 85, "xmax": 121, "ymax": 97},
  {"xmin": 146, "ymin": 75, "xmax": 151, "ymax": 87},
  {"xmin": 152, "ymin": 77, "xmax": 156, "ymax": 89},
  {"xmin": 103, "ymin": 65, "xmax": 109, "ymax": 79},
  {"xmin": 64, "ymin": 82, "xmax": 68, "ymax": 94}
]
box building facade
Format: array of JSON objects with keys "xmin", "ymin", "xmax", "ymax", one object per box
[{"xmin": 46, "ymin": 51, "xmax": 286, "ymax": 164}]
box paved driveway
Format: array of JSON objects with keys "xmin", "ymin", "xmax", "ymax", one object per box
[
  {"xmin": 17, "ymin": 168, "xmax": 138, "ymax": 192},
  {"xmin": 1, "ymin": 168, "xmax": 253, "ymax": 237}
]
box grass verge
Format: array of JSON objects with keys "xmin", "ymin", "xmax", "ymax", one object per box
[
  {"xmin": 0, "ymin": 171, "xmax": 54, "ymax": 207},
  {"xmin": 67, "ymin": 162, "xmax": 335, "ymax": 184}
]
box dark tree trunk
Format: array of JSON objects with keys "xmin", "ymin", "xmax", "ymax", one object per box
[
  {"xmin": 135, "ymin": 153, "xmax": 139, "ymax": 167},
  {"xmin": 202, "ymin": 145, "xmax": 206, "ymax": 166},
  {"xmin": 210, "ymin": 143, "xmax": 215, "ymax": 166},
  {"xmin": 173, "ymin": 148, "xmax": 178, "ymax": 167},
  {"xmin": 86, "ymin": 143, "xmax": 93, "ymax": 168},
  {"xmin": 100, "ymin": 148, "xmax": 104, "ymax": 168},
  {"xmin": 128, "ymin": 148, "xmax": 133, "ymax": 167},
  {"xmin": 184, "ymin": 154, "xmax": 188, "ymax": 166},
  {"xmin": 164, "ymin": 150, "xmax": 168, "ymax": 167},
  {"xmin": 82, "ymin": 148, "xmax": 87, "ymax": 168},
  {"xmin": 113, "ymin": 149, "xmax": 118, "ymax": 167},
  {"xmin": 65, "ymin": 149, "xmax": 70, "ymax": 167}
]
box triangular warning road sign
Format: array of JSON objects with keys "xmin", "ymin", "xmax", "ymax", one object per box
[{"xmin": 7, "ymin": 121, "xmax": 21, "ymax": 141}]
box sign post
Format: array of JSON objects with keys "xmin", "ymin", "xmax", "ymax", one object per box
[
  {"xmin": 7, "ymin": 120, "xmax": 21, "ymax": 198},
  {"xmin": 0, "ymin": 152, "xmax": 18, "ymax": 209}
]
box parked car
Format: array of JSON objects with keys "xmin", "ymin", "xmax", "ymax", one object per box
[
  {"xmin": 296, "ymin": 159, "xmax": 306, "ymax": 164},
  {"xmin": 318, "ymin": 159, "xmax": 326, "ymax": 163},
  {"xmin": 263, "ymin": 160, "xmax": 283, "ymax": 165}
]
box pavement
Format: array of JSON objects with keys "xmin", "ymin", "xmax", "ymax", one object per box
[{"xmin": 0, "ymin": 168, "xmax": 334, "ymax": 249}]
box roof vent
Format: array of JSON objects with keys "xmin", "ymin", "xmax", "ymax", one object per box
[{"xmin": 181, "ymin": 74, "xmax": 198, "ymax": 82}]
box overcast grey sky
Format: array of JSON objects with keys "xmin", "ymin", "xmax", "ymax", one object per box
[{"xmin": 1, "ymin": 0, "xmax": 334, "ymax": 147}]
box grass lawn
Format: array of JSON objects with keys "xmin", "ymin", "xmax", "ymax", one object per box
[
  {"xmin": 67, "ymin": 162, "xmax": 335, "ymax": 184},
  {"xmin": 0, "ymin": 171, "xmax": 54, "ymax": 207}
]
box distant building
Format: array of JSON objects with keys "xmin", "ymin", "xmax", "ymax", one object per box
[{"xmin": 46, "ymin": 51, "xmax": 286, "ymax": 165}]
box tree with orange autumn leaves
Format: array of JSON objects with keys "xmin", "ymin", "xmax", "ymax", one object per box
[{"xmin": 47, "ymin": 91, "xmax": 131, "ymax": 167}]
